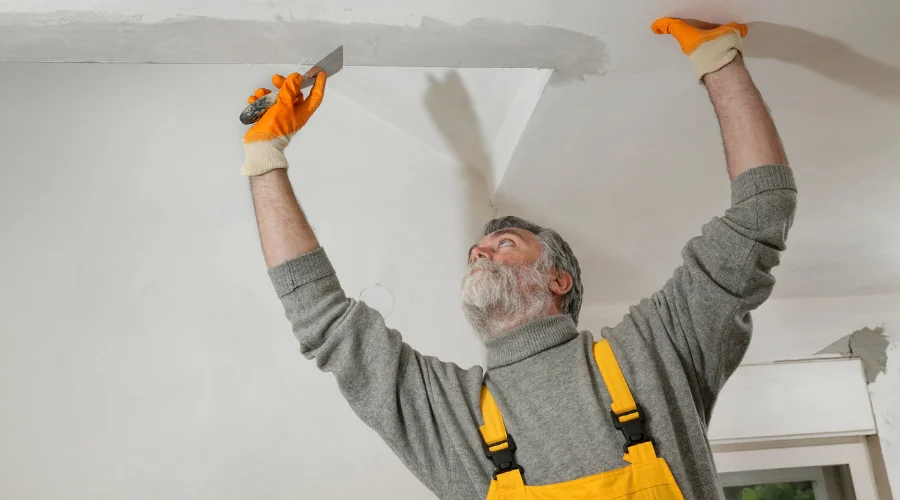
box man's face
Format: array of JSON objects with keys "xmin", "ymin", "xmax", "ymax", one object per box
[{"xmin": 460, "ymin": 229, "xmax": 554, "ymax": 341}]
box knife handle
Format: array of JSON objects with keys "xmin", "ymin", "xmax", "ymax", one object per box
[
  {"xmin": 239, "ymin": 91, "xmax": 279, "ymax": 125},
  {"xmin": 239, "ymin": 71, "xmax": 320, "ymax": 125}
]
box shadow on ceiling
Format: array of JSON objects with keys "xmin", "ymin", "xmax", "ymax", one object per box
[
  {"xmin": 744, "ymin": 22, "xmax": 900, "ymax": 105},
  {"xmin": 423, "ymin": 69, "xmax": 495, "ymax": 244},
  {"xmin": 423, "ymin": 70, "xmax": 492, "ymax": 179}
]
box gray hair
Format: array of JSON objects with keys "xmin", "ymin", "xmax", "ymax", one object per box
[{"xmin": 480, "ymin": 216, "xmax": 583, "ymax": 325}]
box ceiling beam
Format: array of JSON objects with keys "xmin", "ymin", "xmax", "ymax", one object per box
[{"xmin": 0, "ymin": 12, "xmax": 606, "ymax": 81}]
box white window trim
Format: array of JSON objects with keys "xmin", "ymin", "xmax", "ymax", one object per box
[
  {"xmin": 708, "ymin": 358, "xmax": 876, "ymax": 444},
  {"xmin": 713, "ymin": 437, "xmax": 882, "ymax": 499}
]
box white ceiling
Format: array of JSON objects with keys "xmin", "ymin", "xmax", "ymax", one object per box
[
  {"xmin": 328, "ymin": 67, "xmax": 549, "ymax": 192},
  {"xmin": 497, "ymin": 57, "xmax": 900, "ymax": 302},
  {"xmin": 3, "ymin": 0, "xmax": 899, "ymax": 304},
  {"xmin": 493, "ymin": 8, "xmax": 900, "ymax": 302}
]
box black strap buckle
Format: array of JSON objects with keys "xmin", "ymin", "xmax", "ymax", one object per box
[
  {"xmin": 483, "ymin": 434, "xmax": 523, "ymax": 479},
  {"xmin": 611, "ymin": 405, "xmax": 651, "ymax": 453}
]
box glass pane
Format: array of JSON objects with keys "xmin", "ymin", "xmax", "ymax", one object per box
[{"xmin": 723, "ymin": 481, "xmax": 816, "ymax": 500}]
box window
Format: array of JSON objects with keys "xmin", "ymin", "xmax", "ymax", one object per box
[
  {"xmin": 719, "ymin": 466, "xmax": 858, "ymax": 500},
  {"xmin": 723, "ymin": 481, "xmax": 815, "ymax": 500}
]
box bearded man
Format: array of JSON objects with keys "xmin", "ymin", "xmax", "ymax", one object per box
[{"xmin": 241, "ymin": 19, "xmax": 797, "ymax": 500}]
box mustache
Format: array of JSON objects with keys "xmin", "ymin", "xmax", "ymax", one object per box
[{"xmin": 467, "ymin": 258, "xmax": 513, "ymax": 272}]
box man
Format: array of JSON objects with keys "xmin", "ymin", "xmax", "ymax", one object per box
[{"xmin": 241, "ymin": 19, "xmax": 797, "ymax": 499}]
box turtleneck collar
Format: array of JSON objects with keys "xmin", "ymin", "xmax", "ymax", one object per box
[{"xmin": 483, "ymin": 314, "xmax": 580, "ymax": 369}]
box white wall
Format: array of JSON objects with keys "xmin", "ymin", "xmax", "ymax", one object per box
[
  {"xmin": 0, "ymin": 63, "xmax": 493, "ymax": 500},
  {"xmin": 582, "ymin": 294, "xmax": 900, "ymax": 494}
]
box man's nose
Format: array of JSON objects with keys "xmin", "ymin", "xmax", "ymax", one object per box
[{"xmin": 469, "ymin": 246, "xmax": 491, "ymax": 263}]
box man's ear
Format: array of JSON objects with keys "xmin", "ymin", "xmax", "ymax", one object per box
[{"xmin": 549, "ymin": 269, "xmax": 573, "ymax": 297}]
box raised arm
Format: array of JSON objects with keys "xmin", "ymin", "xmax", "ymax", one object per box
[
  {"xmin": 240, "ymin": 72, "xmax": 469, "ymax": 496},
  {"xmin": 651, "ymin": 18, "xmax": 788, "ymax": 179},
  {"xmin": 610, "ymin": 20, "xmax": 798, "ymax": 416},
  {"xmin": 705, "ymin": 55, "xmax": 789, "ymax": 179},
  {"xmin": 242, "ymin": 72, "xmax": 323, "ymax": 267}
]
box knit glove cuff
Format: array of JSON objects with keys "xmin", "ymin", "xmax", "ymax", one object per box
[
  {"xmin": 688, "ymin": 29, "xmax": 744, "ymax": 79},
  {"xmin": 240, "ymin": 135, "xmax": 293, "ymax": 176}
]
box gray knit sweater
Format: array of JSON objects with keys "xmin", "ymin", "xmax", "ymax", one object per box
[{"xmin": 267, "ymin": 164, "xmax": 797, "ymax": 499}]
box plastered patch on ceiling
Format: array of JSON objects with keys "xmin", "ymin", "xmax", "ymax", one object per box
[
  {"xmin": 0, "ymin": 12, "xmax": 607, "ymax": 79},
  {"xmin": 817, "ymin": 326, "xmax": 890, "ymax": 383}
]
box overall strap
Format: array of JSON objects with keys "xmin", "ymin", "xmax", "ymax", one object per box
[
  {"xmin": 479, "ymin": 386, "xmax": 525, "ymax": 488},
  {"xmin": 593, "ymin": 339, "xmax": 658, "ymax": 464}
]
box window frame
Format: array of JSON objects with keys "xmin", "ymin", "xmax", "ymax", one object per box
[{"xmin": 713, "ymin": 437, "xmax": 882, "ymax": 499}]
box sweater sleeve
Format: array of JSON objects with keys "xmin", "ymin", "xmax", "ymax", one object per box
[
  {"xmin": 267, "ymin": 248, "xmax": 464, "ymax": 497},
  {"xmin": 644, "ymin": 165, "xmax": 796, "ymax": 415}
]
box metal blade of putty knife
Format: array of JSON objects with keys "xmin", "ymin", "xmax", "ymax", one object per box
[{"xmin": 239, "ymin": 45, "xmax": 344, "ymax": 125}]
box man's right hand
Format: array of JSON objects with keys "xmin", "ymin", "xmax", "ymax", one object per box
[{"xmin": 240, "ymin": 71, "xmax": 326, "ymax": 177}]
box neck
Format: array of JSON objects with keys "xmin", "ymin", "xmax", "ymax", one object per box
[
  {"xmin": 478, "ymin": 314, "xmax": 547, "ymax": 342},
  {"xmin": 483, "ymin": 314, "xmax": 579, "ymax": 368}
]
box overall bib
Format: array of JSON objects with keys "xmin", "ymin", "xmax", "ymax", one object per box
[{"xmin": 479, "ymin": 340, "xmax": 685, "ymax": 499}]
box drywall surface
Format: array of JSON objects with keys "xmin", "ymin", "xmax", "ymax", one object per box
[
  {"xmin": 0, "ymin": 63, "xmax": 494, "ymax": 500},
  {"xmin": 581, "ymin": 294, "xmax": 900, "ymax": 495},
  {"xmin": 0, "ymin": 0, "xmax": 532, "ymax": 25}
]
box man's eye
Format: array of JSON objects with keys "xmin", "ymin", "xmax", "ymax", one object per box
[{"xmin": 498, "ymin": 239, "xmax": 513, "ymax": 247}]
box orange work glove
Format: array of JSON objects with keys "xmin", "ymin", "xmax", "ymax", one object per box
[
  {"xmin": 240, "ymin": 71, "xmax": 326, "ymax": 176},
  {"xmin": 651, "ymin": 18, "xmax": 748, "ymax": 79}
]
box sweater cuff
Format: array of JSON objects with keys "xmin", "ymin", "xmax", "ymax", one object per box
[
  {"xmin": 731, "ymin": 164, "xmax": 796, "ymax": 206},
  {"xmin": 268, "ymin": 247, "xmax": 336, "ymax": 298}
]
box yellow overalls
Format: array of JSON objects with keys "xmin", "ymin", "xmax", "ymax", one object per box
[{"xmin": 479, "ymin": 340, "xmax": 685, "ymax": 499}]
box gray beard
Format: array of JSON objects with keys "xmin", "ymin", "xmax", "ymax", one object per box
[{"xmin": 460, "ymin": 257, "xmax": 553, "ymax": 342}]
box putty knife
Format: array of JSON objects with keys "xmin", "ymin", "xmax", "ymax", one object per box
[{"xmin": 239, "ymin": 46, "xmax": 344, "ymax": 125}]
